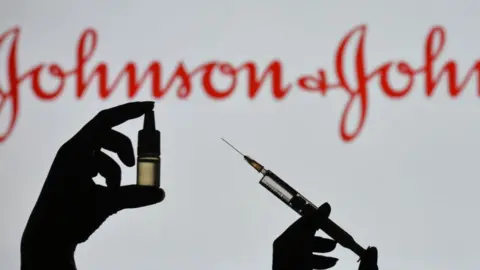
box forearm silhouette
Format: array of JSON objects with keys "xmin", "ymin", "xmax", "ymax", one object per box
[
  {"xmin": 21, "ymin": 102, "xmax": 165, "ymax": 270},
  {"xmin": 272, "ymin": 203, "xmax": 379, "ymax": 270}
]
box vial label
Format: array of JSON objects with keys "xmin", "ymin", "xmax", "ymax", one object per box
[{"xmin": 260, "ymin": 175, "xmax": 294, "ymax": 201}]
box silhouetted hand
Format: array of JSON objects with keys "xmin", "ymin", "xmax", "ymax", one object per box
[
  {"xmin": 359, "ymin": 247, "xmax": 378, "ymax": 270},
  {"xmin": 273, "ymin": 203, "xmax": 338, "ymax": 270},
  {"xmin": 21, "ymin": 101, "xmax": 165, "ymax": 270}
]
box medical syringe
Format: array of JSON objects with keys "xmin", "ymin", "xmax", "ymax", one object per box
[{"xmin": 222, "ymin": 138, "xmax": 366, "ymax": 258}]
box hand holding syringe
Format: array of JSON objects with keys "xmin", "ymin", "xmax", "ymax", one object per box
[{"xmin": 221, "ymin": 138, "xmax": 367, "ymax": 259}]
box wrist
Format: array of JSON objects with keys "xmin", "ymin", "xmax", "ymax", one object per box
[{"xmin": 21, "ymin": 240, "xmax": 77, "ymax": 270}]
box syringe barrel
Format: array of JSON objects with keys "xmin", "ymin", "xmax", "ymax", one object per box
[{"xmin": 260, "ymin": 170, "xmax": 365, "ymax": 257}]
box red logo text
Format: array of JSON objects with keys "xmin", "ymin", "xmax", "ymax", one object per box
[{"xmin": 0, "ymin": 25, "xmax": 477, "ymax": 144}]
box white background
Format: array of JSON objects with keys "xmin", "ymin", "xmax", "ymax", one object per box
[{"xmin": 1, "ymin": 0, "xmax": 480, "ymax": 269}]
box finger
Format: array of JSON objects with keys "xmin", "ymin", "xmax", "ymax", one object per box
[
  {"xmin": 313, "ymin": 236, "xmax": 337, "ymax": 253},
  {"xmin": 311, "ymin": 254, "xmax": 338, "ymax": 270},
  {"xmin": 113, "ymin": 185, "xmax": 165, "ymax": 211},
  {"xmin": 99, "ymin": 129, "xmax": 135, "ymax": 167},
  {"xmin": 81, "ymin": 101, "xmax": 154, "ymax": 137},
  {"xmin": 86, "ymin": 155, "xmax": 99, "ymax": 178},
  {"xmin": 306, "ymin": 202, "xmax": 331, "ymax": 230},
  {"xmin": 95, "ymin": 101, "xmax": 155, "ymax": 129},
  {"xmin": 95, "ymin": 151, "xmax": 122, "ymax": 189},
  {"xmin": 289, "ymin": 203, "xmax": 331, "ymax": 234},
  {"xmin": 359, "ymin": 247, "xmax": 378, "ymax": 270}
]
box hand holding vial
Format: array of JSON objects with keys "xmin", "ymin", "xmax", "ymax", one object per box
[{"xmin": 20, "ymin": 101, "xmax": 165, "ymax": 270}]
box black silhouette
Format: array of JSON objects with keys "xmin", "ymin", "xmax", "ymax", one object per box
[
  {"xmin": 359, "ymin": 247, "xmax": 378, "ymax": 270},
  {"xmin": 20, "ymin": 101, "xmax": 165, "ymax": 270},
  {"xmin": 221, "ymin": 138, "xmax": 365, "ymax": 257},
  {"xmin": 273, "ymin": 202, "xmax": 378, "ymax": 270},
  {"xmin": 20, "ymin": 101, "xmax": 379, "ymax": 270}
]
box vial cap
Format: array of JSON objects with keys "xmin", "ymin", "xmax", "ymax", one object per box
[{"xmin": 138, "ymin": 110, "xmax": 160, "ymax": 156}]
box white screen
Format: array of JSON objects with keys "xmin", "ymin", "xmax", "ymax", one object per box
[{"xmin": 1, "ymin": 1, "xmax": 480, "ymax": 270}]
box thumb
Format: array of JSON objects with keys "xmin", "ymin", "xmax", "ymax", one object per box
[
  {"xmin": 290, "ymin": 202, "xmax": 331, "ymax": 233},
  {"xmin": 359, "ymin": 247, "xmax": 378, "ymax": 270},
  {"xmin": 305, "ymin": 202, "xmax": 331, "ymax": 230},
  {"xmin": 113, "ymin": 185, "xmax": 165, "ymax": 211}
]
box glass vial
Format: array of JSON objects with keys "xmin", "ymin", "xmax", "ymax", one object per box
[
  {"xmin": 137, "ymin": 155, "xmax": 160, "ymax": 187},
  {"xmin": 137, "ymin": 110, "xmax": 161, "ymax": 188}
]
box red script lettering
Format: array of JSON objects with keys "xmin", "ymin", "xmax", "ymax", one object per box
[{"xmin": 0, "ymin": 25, "xmax": 477, "ymax": 144}]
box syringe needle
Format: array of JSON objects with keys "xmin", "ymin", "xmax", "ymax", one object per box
[
  {"xmin": 222, "ymin": 138, "xmax": 265, "ymax": 173},
  {"xmin": 221, "ymin": 138, "xmax": 245, "ymax": 156}
]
